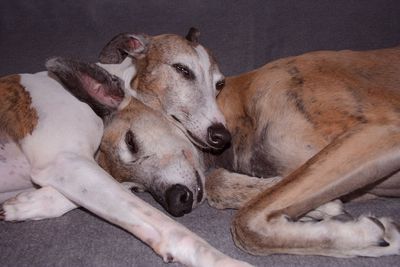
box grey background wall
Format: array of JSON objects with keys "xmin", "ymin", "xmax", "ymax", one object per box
[{"xmin": 1, "ymin": 0, "xmax": 400, "ymax": 77}]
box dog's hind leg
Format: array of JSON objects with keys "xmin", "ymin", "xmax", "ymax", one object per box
[
  {"xmin": 206, "ymin": 168, "xmax": 282, "ymax": 209},
  {"xmin": 232, "ymin": 124, "xmax": 400, "ymax": 257},
  {"xmin": 30, "ymin": 152, "xmax": 251, "ymax": 267}
]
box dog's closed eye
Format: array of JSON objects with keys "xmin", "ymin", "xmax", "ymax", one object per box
[
  {"xmin": 172, "ymin": 63, "xmax": 195, "ymax": 80},
  {"xmin": 125, "ymin": 130, "xmax": 139, "ymax": 154}
]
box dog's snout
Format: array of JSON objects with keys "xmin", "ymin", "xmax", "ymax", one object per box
[
  {"xmin": 165, "ymin": 184, "xmax": 193, "ymax": 217},
  {"xmin": 207, "ymin": 123, "xmax": 231, "ymax": 150}
]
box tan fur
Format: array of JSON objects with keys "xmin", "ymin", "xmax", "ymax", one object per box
[
  {"xmin": 218, "ymin": 47, "xmax": 400, "ymax": 175},
  {"xmin": 209, "ymin": 46, "xmax": 400, "ymax": 257},
  {"xmin": 132, "ymin": 34, "xmax": 218, "ymax": 110},
  {"xmin": 0, "ymin": 75, "xmax": 38, "ymax": 141}
]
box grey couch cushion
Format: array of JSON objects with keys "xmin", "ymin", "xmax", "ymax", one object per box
[
  {"xmin": 1, "ymin": 194, "xmax": 399, "ymax": 267},
  {"xmin": 1, "ymin": 1, "xmax": 399, "ymax": 266}
]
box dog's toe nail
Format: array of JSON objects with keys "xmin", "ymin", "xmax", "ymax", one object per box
[
  {"xmin": 165, "ymin": 253, "xmax": 174, "ymax": 263},
  {"xmin": 0, "ymin": 208, "xmax": 5, "ymax": 220},
  {"xmin": 368, "ymin": 216, "xmax": 385, "ymax": 231},
  {"xmin": 378, "ymin": 239, "xmax": 390, "ymax": 247},
  {"xmin": 131, "ymin": 187, "xmax": 140, "ymax": 193}
]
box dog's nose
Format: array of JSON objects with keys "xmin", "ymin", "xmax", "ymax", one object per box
[
  {"xmin": 207, "ymin": 123, "xmax": 231, "ymax": 150},
  {"xmin": 165, "ymin": 184, "xmax": 193, "ymax": 217}
]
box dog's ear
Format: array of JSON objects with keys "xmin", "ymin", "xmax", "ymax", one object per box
[
  {"xmin": 99, "ymin": 33, "xmax": 150, "ymax": 64},
  {"xmin": 46, "ymin": 57, "xmax": 125, "ymax": 119},
  {"xmin": 185, "ymin": 27, "xmax": 200, "ymax": 45}
]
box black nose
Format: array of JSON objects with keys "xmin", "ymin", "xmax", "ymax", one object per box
[
  {"xmin": 207, "ymin": 123, "xmax": 231, "ymax": 149},
  {"xmin": 165, "ymin": 184, "xmax": 193, "ymax": 217}
]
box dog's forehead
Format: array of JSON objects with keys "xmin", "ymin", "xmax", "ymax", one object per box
[
  {"xmin": 151, "ymin": 34, "xmax": 195, "ymax": 56},
  {"xmin": 117, "ymin": 99, "xmax": 170, "ymax": 133},
  {"xmin": 149, "ymin": 34, "xmax": 219, "ymax": 71}
]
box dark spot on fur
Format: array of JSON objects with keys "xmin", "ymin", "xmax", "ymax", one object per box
[
  {"xmin": 344, "ymin": 86, "xmax": 369, "ymax": 123},
  {"xmin": 288, "ymin": 66, "xmax": 300, "ymax": 76},
  {"xmin": 355, "ymin": 115, "xmax": 368, "ymax": 123},
  {"xmin": 355, "ymin": 69, "xmax": 373, "ymax": 81},
  {"xmin": 286, "ymin": 90, "xmax": 312, "ymax": 123},
  {"xmin": 249, "ymin": 123, "xmax": 279, "ymax": 177},
  {"xmin": 288, "ymin": 66, "xmax": 304, "ymax": 86},
  {"xmin": 291, "ymin": 76, "xmax": 304, "ymax": 85}
]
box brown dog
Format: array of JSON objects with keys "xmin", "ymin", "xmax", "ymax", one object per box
[{"xmin": 206, "ymin": 46, "xmax": 400, "ymax": 257}]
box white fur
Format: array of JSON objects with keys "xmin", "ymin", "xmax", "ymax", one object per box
[
  {"xmin": 193, "ymin": 45, "xmax": 226, "ymax": 125},
  {"xmin": 19, "ymin": 72, "xmax": 104, "ymax": 168}
]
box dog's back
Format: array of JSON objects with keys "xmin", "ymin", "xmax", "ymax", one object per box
[{"xmin": 219, "ymin": 46, "xmax": 400, "ymax": 176}]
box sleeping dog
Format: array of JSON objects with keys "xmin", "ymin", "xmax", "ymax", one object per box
[
  {"xmin": 0, "ymin": 34, "xmax": 250, "ymax": 266},
  {"xmin": 205, "ymin": 46, "xmax": 400, "ymax": 258}
]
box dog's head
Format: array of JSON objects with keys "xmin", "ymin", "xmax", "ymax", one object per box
[
  {"xmin": 98, "ymin": 28, "xmax": 231, "ymax": 153},
  {"xmin": 46, "ymin": 57, "xmax": 205, "ymax": 217}
]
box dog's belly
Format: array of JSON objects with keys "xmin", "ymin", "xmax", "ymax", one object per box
[{"xmin": 0, "ymin": 132, "xmax": 33, "ymax": 203}]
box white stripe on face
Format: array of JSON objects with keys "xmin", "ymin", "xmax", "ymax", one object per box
[{"xmin": 193, "ymin": 45, "xmax": 226, "ymax": 124}]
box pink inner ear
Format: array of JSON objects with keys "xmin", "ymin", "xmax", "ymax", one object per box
[
  {"xmin": 128, "ymin": 37, "xmax": 142, "ymax": 51},
  {"xmin": 81, "ymin": 74, "xmax": 122, "ymax": 108}
]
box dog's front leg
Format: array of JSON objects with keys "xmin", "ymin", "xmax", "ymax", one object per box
[
  {"xmin": 206, "ymin": 168, "xmax": 282, "ymax": 209},
  {"xmin": 31, "ymin": 152, "xmax": 251, "ymax": 267},
  {"xmin": 232, "ymin": 124, "xmax": 400, "ymax": 257},
  {"xmin": 1, "ymin": 186, "xmax": 77, "ymax": 221}
]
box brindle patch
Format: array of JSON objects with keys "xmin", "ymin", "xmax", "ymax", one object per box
[
  {"xmin": 288, "ymin": 66, "xmax": 305, "ymax": 86},
  {"xmin": 344, "ymin": 86, "xmax": 368, "ymax": 124},
  {"xmin": 249, "ymin": 124, "xmax": 279, "ymax": 177},
  {"xmin": 286, "ymin": 89, "xmax": 313, "ymax": 124},
  {"xmin": 0, "ymin": 75, "xmax": 38, "ymax": 141}
]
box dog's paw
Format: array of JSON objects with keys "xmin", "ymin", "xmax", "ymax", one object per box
[
  {"xmin": 1, "ymin": 187, "xmax": 74, "ymax": 221},
  {"xmin": 356, "ymin": 217, "xmax": 399, "ymax": 256},
  {"xmin": 2, "ymin": 190, "xmax": 42, "ymax": 221},
  {"xmin": 336, "ymin": 216, "xmax": 400, "ymax": 257}
]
